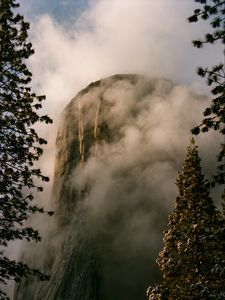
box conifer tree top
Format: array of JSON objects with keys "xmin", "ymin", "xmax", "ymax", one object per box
[{"xmin": 148, "ymin": 138, "xmax": 224, "ymax": 299}]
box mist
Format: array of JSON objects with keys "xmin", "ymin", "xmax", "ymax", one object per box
[
  {"xmin": 9, "ymin": 1, "xmax": 224, "ymax": 299},
  {"xmin": 23, "ymin": 0, "xmax": 222, "ymax": 179},
  {"xmin": 15, "ymin": 74, "xmax": 221, "ymax": 300}
]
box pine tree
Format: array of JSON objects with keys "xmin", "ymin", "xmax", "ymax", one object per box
[
  {"xmin": 188, "ymin": 0, "xmax": 225, "ymax": 185},
  {"xmin": 0, "ymin": 1, "xmax": 53, "ymax": 298},
  {"xmin": 147, "ymin": 139, "xmax": 225, "ymax": 299}
]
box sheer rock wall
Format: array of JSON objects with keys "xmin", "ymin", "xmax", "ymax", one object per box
[{"xmin": 15, "ymin": 74, "xmax": 208, "ymax": 300}]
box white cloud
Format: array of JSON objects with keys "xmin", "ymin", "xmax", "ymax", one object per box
[
  {"xmin": 29, "ymin": 0, "xmax": 222, "ymax": 114},
  {"xmin": 25, "ymin": 0, "xmax": 223, "ymax": 206},
  {"xmin": 11, "ymin": 2, "xmax": 224, "ymax": 296}
]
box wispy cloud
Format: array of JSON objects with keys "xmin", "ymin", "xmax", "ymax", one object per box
[
  {"xmin": 11, "ymin": 1, "xmax": 223, "ymax": 298},
  {"xmin": 21, "ymin": 0, "xmax": 223, "ymax": 212}
]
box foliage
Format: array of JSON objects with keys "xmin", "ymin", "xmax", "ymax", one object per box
[
  {"xmin": 188, "ymin": 0, "xmax": 225, "ymax": 185},
  {"xmin": 0, "ymin": 0, "xmax": 53, "ymax": 298},
  {"xmin": 147, "ymin": 139, "xmax": 225, "ymax": 299}
]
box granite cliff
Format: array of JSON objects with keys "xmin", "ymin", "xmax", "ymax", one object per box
[{"xmin": 15, "ymin": 74, "xmax": 208, "ymax": 300}]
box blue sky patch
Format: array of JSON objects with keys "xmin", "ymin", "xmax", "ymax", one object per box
[{"xmin": 21, "ymin": 0, "xmax": 89, "ymax": 24}]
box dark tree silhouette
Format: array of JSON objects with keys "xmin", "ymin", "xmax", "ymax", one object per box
[
  {"xmin": 0, "ymin": 0, "xmax": 53, "ymax": 298},
  {"xmin": 188, "ymin": 0, "xmax": 225, "ymax": 185}
]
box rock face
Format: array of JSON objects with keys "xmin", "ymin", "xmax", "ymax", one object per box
[{"xmin": 15, "ymin": 74, "xmax": 206, "ymax": 300}]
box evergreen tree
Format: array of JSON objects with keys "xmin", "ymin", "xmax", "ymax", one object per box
[
  {"xmin": 188, "ymin": 0, "xmax": 225, "ymax": 185},
  {"xmin": 147, "ymin": 139, "xmax": 225, "ymax": 299},
  {"xmin": 0, "ymin": 1, "xmax": 53, "ymax": 298}
]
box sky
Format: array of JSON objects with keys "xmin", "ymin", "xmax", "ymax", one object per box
[
  {"xmin": 21, "ymin": 0, "xmax": 89, "ymax": 23},
  {"xmin": 18, "ymin": 0, "xmax": 222, "ymax": 128}
]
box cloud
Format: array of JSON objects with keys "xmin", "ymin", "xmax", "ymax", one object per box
[
  {"xmin": 38, "ymin": 75, "xmax": 219, "ymax": 300},
  {"xmin": 25, "ymin": 0, "xmax": 223, "ymax": 182},
  {"xmin": 28, "ymin": 0, "xmax": 221, "ymax": 114},
  {"xmin": 11, "ymin": 1, "xmax": 223, "ymax": 299}
]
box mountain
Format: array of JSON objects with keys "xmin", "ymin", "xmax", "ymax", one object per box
[{"xmin": 14, "ymin": 74, "xmax": 209, "ymax": 300}]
